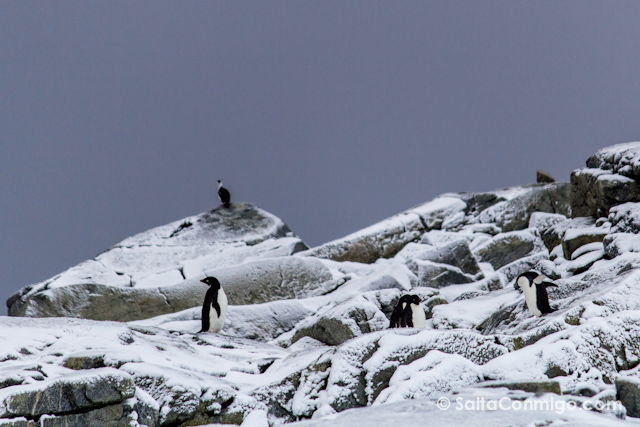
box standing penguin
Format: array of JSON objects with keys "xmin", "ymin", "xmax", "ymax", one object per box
[
  {"xmin": 198, "ymin": 276, "xmax": 228, "ymax": 333},
  {"xmin": 389, "ymin": 295, "xmax": 411, "ymax": 328},
  {"xmin": 515, "ymin": 271, "xmax": 558, "ymax": 317},
  {"xmin": 404, "ymin": 295, "xmax": 426, "ymax": 328},
  {"xmin": 217, "ymin": 180, "xmax": 231, "ymax": 208},
  {"xmin": 389, "ymin": 295, "xmax": 426, "ymax": 328}
]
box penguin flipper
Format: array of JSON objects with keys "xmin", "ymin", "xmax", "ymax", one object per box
[
  {"xmin": 199, "ymin": 287, "xmax": 214, "ymax": 333},
  {"xmin": 536, "ymin": 284, "xmax": 555, "ymax": 314},
  {"xmin": 542, "ymin": 281, "xmax": 559, "ymax": 288}
]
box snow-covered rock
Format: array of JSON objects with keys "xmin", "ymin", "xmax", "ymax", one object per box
[
  {"xmin": 571, "ymin": 142, "xmax": 640, "ymax": 217},
  {"xmin": 298, "ymin": 196, "xmax": 466, "ymax": 263},
  {"xmin": 476, "ymin": 183, "xmax": 571, "ymax": 231},
  {"xmin": 609, "ymin": 202, "xmax": 640, "ymax": 234},
  {"xmin": 473, "ymin": 229, "xmax": 546, "ymax": 270},
  {"xmin": 7, "ymin": 203, "xmax": 308, "ymax": 320}
]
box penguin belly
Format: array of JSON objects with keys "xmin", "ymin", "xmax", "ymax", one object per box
[
  {"xmin": 208, "ymin": 289, "xmax": 228, "ymax": 332},
  {"xmin": 522, "ymin": 287, "xmax": 542, "ymax": 317},
  {"xmin": 411, "ymin": 303, "xmax": 426, "ymax": 328}
]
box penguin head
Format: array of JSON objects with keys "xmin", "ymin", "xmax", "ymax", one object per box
[
  {"xmin": 201, "ymin": 276, "xmax": 221, "ymax": 288},
  {"xmin": 515, "ymin": 271, "xmax": 548, "ymax": 290},
  {"xmin": 409, "ymin": 295, "xmax": 421, "ymax": 305},
  {"xmin": 217, "ymin": 180, "xmax": 223, "ymax": 188},
  {"xmin": 397, "ymin": 295, "xmax": 412, "ymax": 304}
]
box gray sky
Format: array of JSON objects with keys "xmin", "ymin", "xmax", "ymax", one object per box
[{"xmin": 2, "ymin": 1, "xmax": 640, "ymax": 314}]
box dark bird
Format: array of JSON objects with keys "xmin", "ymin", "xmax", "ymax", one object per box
[{"xmin": 217, "ymin": 180, "xmax": 231, "ymax": 208}]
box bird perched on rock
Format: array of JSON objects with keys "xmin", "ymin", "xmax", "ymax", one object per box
[
  {"xmin": 217, "ymin": 180, "xmax": 231, "ymax": 208},
  {"xmin": 198, "ymin": 276, "xmax": 228, "ymax": 333},
  {"xmin": 515, "ymin": 271, "xmax": 558, "ymax": 317},
  {"xmin": 389, "ymin": 295, "xmax": 426, "ymax": 328}
]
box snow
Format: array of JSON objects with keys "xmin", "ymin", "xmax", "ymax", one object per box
[{"xmin": 431, "ymin": 290, "xmax": 518, "ymax": 330}]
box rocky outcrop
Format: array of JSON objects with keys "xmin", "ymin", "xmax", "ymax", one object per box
[
  {"xmin": 571, "ymin": 142, "xmax": 640, "ymax": 217},
  {"xmin": 477, "ymin": 183, "xmax": 571, "ymax": 232},
  {"xmin": 0, "ymin": 368, "xmax": 135, "ymax": 424},
  {"xmin": 298, "ymin": 196, "xmax": 467, "ymax": 263},
  {"xmin": 473, "ymin": 230, "xmax": 546, "ymax": 270},
  {"xmin": 7, "ymin": 203, "xmax": 306, "ymax": 319},
  {"xmin": 8, "ymin": 257, "xmax": 334, "ymax": 321}
]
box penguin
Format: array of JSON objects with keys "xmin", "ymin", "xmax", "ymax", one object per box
[
  {"xmin": 198, "ymin": 276, "xmax": 228, "ymax": 333},
  {"xmin": 389, "ymin": 295, "xmax": 411, "ymax": 328},
  {"xmin": 404, "ymin": 294, "xmax": 426, "ymax": 328},
  {"xmin": 515, "ymin": 271, "xmax": 558, "ymax": 317},
  {"xmin": 389, "ymin": 295, "xmax": 426, "ymax": 328},
  {"xmin": 217, "ymin": 180, "xmax": 231, "ymax": 208}
]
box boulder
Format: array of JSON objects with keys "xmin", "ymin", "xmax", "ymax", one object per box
[
  {"xmin": 0, "ymin": 368, "xmax": 134, "ymax": 419},
  {"xmin": 290, "ymin": 303, "xmax": 378, "ymax": 346},
  {"xmin": 528, "ymin": 212, "xmax": 569, "ymax": 251},
  {"xmin": 609, "ymin": 202, "xmax": 640, "ymax": 234},
  {"xmin": 473, "ymin": 230, "xmax": 546, "ymax": 270},
  {"xmin": 374, "ymin": 351, "xmax": 483, "ymax": 405},
  {"xmin": 299, "ymin": 197, "xmax": 466, "ymax": 263},
  {"xmin": 616, "ymin": 377, "xmax": 640, "ymax": 418},
  {"xmin": 290, "ymin": 294, "xmax": 390, "ymax": 346},
  {"xmin": 571, "ymin": 143, "xmax": 640, "ymax": 217},
  {"xmin": 536, "ymin": 170, "xmax": 556, "ymax": 184},
  {"xmin": 570, "ymin": 168, "xmax": 640, "ymax": 218},
  {"xmin": 396, "ymin": 240, "xmax": 480, "ymax": 276},
  {"xmin": 586, "ymin": 141, "xmax": 640, "ymax": 179},
  {"xmin": 36, "ymin": 401, "xmax": 137, "ymax": 427},
  {"xmin": 561, "ymin": 227, "xmax": 608, "ymax": 259},
  {"xmin": 604, "ymin": 233, "xmax": 640, "ymax": 259},
  {"xmin": 478, "ymin": 183, "xmax": 571, "ymax": 232},
  {"xmin": 8, "ymin": 257, "xmax": 334, "ymax": 321},
  {"xmin": 497, "ymin": 252, "xmax": 549, "ymax": 282},
  {"xmin": 414, "ymin": 261, "xmax": 475, "ymax": 288}
]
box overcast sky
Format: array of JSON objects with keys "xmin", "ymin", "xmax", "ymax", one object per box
[{"xmin": 2, "ymin": 1, "xmax": 640, "ymax": 313}]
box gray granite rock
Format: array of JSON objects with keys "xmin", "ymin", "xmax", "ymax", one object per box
[
  {"xmin": 0, "ymin": 369, "xmax": 134, "ymax": 419},
  {"xmin": 616, "ymin": 377, "xmax": 640, "ymax": 418},
  {"xmin": 474, "ymin": 230, "xmax": 545, "ymax": 270},
  {"xmin": 8, "ymin": 257, "xmax": 333, "ymax": 321}
]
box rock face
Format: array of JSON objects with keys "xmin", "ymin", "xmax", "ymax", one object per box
[
  {"xmin": 4, "ymin": 143, "xmax": 640, "ymax": 426},
  {"xmin": 0, "ymin": 368, "xmax": 135, "ymax": 421}
]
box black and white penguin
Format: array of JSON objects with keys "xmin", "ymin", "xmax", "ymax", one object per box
[
  {"xmin": 389, "ymin": 295, "xmax": 426, "ymax": 328},
  {"xmin": 217, "ymin": 180, "xmax": 231, "ymax": 208},
  {"xmin": 389, "ymin": 295, "xmax": 411, "ymax": 328},
  {"xmin": 198, "ymin": 276, "xmax": 228, "ymax": 333},
  {"xmin": 515, "ymin": 271, "xmax": 558, "ymax": 317}
]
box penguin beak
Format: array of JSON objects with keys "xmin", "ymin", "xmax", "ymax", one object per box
[{"xmin": 200, "ymin": 279, "xmax": 208, "ymax": 285}]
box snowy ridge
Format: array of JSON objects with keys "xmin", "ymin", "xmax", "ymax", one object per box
[{"xmin": 3, "ymin": 143, "xmax": 640, "ymax": 426}]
